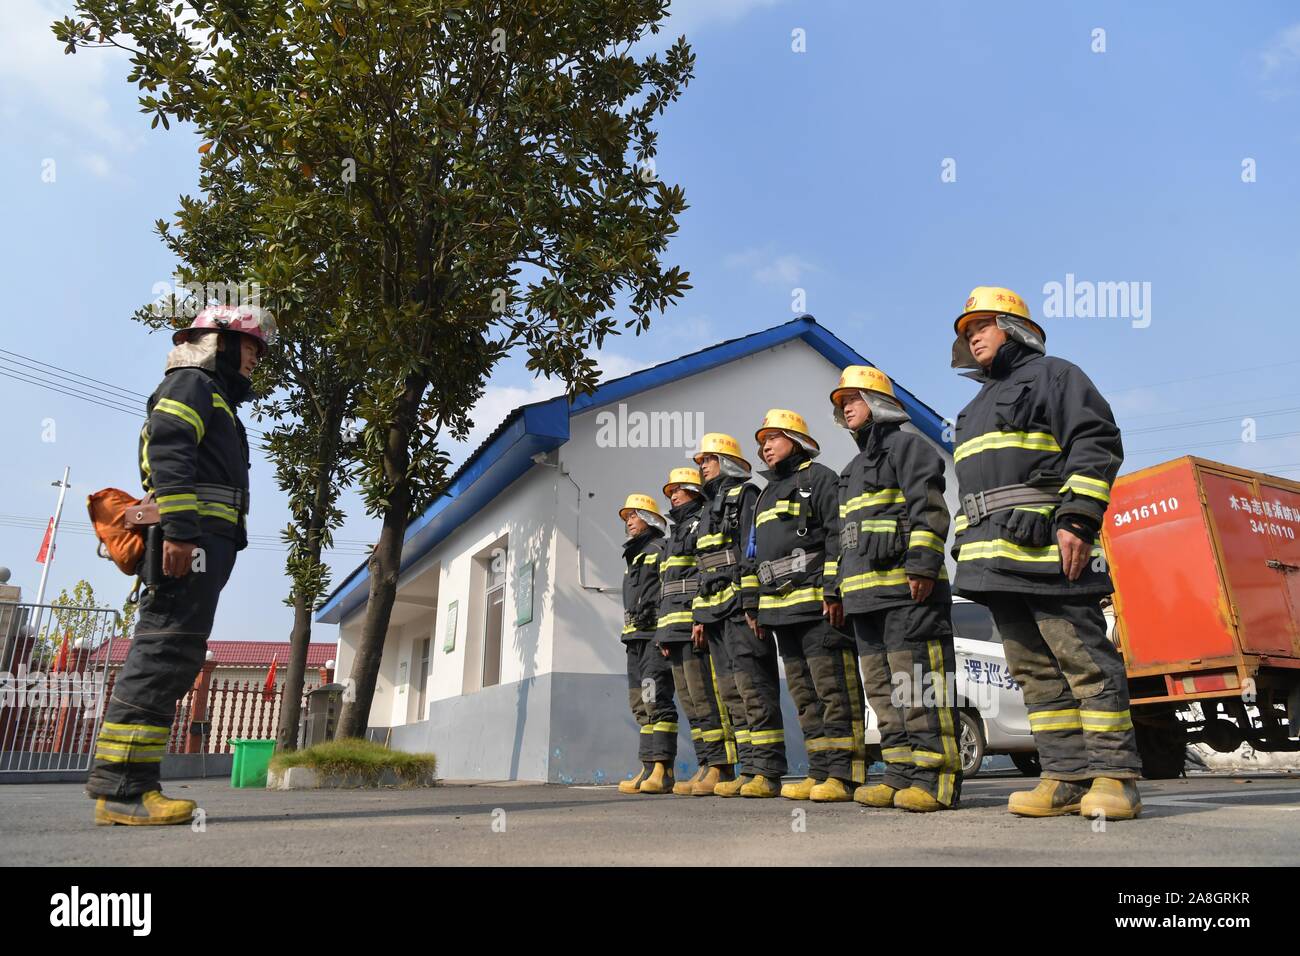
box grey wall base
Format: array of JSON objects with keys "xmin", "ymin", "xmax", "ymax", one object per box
[
  {"xmin": 1, "ymin": 752, "xmax": 233, "ymax": 785},
  {"xmin": 383, "ymin": 672, "xmax": 815, "ymax": 785}
]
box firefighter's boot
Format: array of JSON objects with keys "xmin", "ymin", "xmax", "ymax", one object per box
[
  {"xmin": 1079, "ymin": 777, "xmax": 1142, "ymax": 821},
  {"xmin": 693, "ymin": 764, "xmax": 732, "ymax": 796},
  {"xmin": 93, "ymin": 790, "xmax": 196, "ymax": 826},
  {"xmin": 781, "ymin": 776, "xmax": 819, "ymax": 801},
  {"xmin": 1007, "ymin": 779, "xmax": 1088, "ymax": 817},
  {"xmin": 740, "ymin": 775, "xmax": 781, "ymax": 798},
  {"xmin": 854, "ymin": 783, "xmax": 898, "ymax": 808},
  {"xmin": 809, "ymin": 777, "xmax": 853, "ymax": 803},
  {"xmin": 639, "ymin": 762, "xmax": 674, "ymax": 794},
  {"xmin": 674, "ymin": 766, "xmax": 704, "ymax": 795},
  {"xmin": 618, "ymin": 765, "xmax": 649, "ymax": 794},
  {"xmin": 895, "ymin": 786, "xmax": 947, "ymax": 813},
  {"xmin": 715, "ymin": 773, "xmax": 751, "ymax": 797}
]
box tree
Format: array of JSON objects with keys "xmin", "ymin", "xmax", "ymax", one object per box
[{"xmin": 56, "ymin": 0, "xmax": 694, "ymax": 737}]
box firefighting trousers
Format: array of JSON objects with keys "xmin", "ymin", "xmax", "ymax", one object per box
[
  {"xmin": 850, "ymin": 602, "xmax": 963, "ymax": 807},
  {"xmin": 985, "ymin": 593, "xmax": 1141, "ymax": 781},
  {"xmin": 706, "ymin": 615, "xmax": 787, "ymax": 779},
  {"xmin": 625, "ymin": 639, "xmax": 678, "ymax": 765},
  {"xmin": 666, "ymin": 641, "xmax": 728, "ymax": 767},
  {"xmin": 86, "ymin": 534, "xmax": 237, "ymax": 799},
  {"xmin": 771, "ymin": 617, "xmax": 867, "ymax": 784}
]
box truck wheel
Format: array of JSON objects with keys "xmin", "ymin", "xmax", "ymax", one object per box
[
  {"xmin": 959, "ymin": 711, "xmax": 985, "ymax": 778},
  {"xmin": 1010, "ymin": 752, "xmax": 1041, "ymax": 776},
  {"xmin": 1135, "ymin": 709, "xmax": 1187, "ymax": 780}
]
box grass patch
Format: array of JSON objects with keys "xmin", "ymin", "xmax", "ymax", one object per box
[{"xmin": 270, "ymin": 738, "xmax": 436, "ymax": 786}]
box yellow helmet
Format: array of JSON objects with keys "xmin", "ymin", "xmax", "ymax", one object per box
[
  {"xmin": 830, "ymin": 365, "xmax": 895, "ymax": 407},
  {"xmin": 954, "ymin": 286, "xmax": 1044, "ymax": 340},
  {"xmin": 619, "ymin": 493, "xmax": 662, "ymax": 521},
  {"xmin": 663, "ymin": 467, "xmax": 703, "ymax": 497},
  {"xmin": 755, "ymin": 408, "xmax": 820, "ymax": 458},
  {"xmin": 692, "ymin": 432, "xmax": 751, "ymax": 473}
]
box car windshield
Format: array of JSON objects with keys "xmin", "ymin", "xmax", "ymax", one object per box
[{"xmin": 953, "ymin": 603, "xmax": 1001, "ymax": 644}]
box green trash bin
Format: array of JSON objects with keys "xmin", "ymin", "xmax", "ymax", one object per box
[{"xmin": 229, "ymin": 738, "xmax": 276, "ymax": 788}]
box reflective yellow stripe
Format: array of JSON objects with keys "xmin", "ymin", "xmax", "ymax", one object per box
[
  {"xmin": 154, "ymin": 398, "xmax": 205, "ymax": 441},
  {"xmin": 696, "ymin": 533, "xmax": 727, "ymax": 549},
  {"xmin": 1060, "ymin": 473, "xmax": 1112, "ymax": 503},
  {"xmin": 692, "ymin": 584, "xmax": 736, "ymax": 609},
  {"xmin": 1028, "ymin": 707, "xmax": 1083, "ymax": 732},
  {"xmin": 843, "ymin": 649, "xmax": 867, "ymax": 783},
  {"xmin": 708, "ymin": 655, "xmax": 739, "ymax": 765},
  {"xmin": 806, "ymin": 736, "xmax": 858, "ymax": 752},
  {"xmin": 841, "ymin": 566, "xmax": 948, "ymax": 593},
  {"xmin": 756, "ymin": 501, "xmax": 800, "ymax": 525},
  {"xmin": 1079, "ymin": 709, "xmax": 1134, "ymax": 732},
  {"xmin": 622, "ymin": 623, "xmax": 641, "ymax": 635},
  {"xmin": 758, "ymin": 585, "xmax": 824, "ymax": 609},
  {"xmin": 139, "ymin": 424, "xmax": 151, "ymax": 486},
  {"xmin": 823, "ymin": 560, "xmax": 839, "ymax": 577},
  {"xmin": 855, "ymin": 518, "xmax": 899, "ymax": 532},
  {"xmin": 157, "ymin": 493, "xmax": 198, "ymax": 514},
  {"xmin": 734, "ymin": 729, "xmax": 752, "ymax": 744},
  {"xmin": 840, "ymin": 489, "xmax": 905, "ymax": 518},
  {"xmin": 656, "ymin": 611, "xmax": 695, "ymax": 627},
  {"xmin": 700, "ymin": 729, "xmax": 728, "ymax": 742},
  {"xmin": 882, "ymin": 745, "xmax": 914, "ymax": 764},
  {"xmin": 197, "ymin": 501, "xmax": 239, "ymax": 523},
  {"xmin": 954, "ymin": 515, "xmax": 968, "ymax": 534},
  {"xmin": 102, "ymin": 721, "xmax": 170, "ymax": 738},
  {"xmin": 1013, "ymin": 505, "xmax": 1056, "ymax": 516},
  {"xmin": 211, "ymin": 392, "xmax": 236, "ymax": 423},
  {"xmin": 690, "ymin": 728, "xmax": 704, "ymax": 741},
  {"xmin": 913, "ymin": 750, "xmax": 946, "ymax": 768},
  {"xmin": 749, "ymin": 729, "xmax": 786, "ymax": 745},
  {"xmin": 954, "ymin": 430, "xmax": 1060, "ymax": 463},
  {"xmin": 740, "ymin": 575, "xmax": 759, "ymax": 589},
  {"xmin": 927, "ymin": 639, "xmax": 960, "ymax": 805},
  {"xmin": 639, "ymin": 724, "xmax": 655, "ymax": 734},
  {"xmin": 650, "ymin": 721, "xmax": 679, "ymax": 733},
  {"xmin": 634, "ymin": 552, "xmax": 659, "ymax": 565},
  {"xmin": 662, "ymin": 555, "xmax": 697, "ymax": 569},
  {"xmin": 958, "ymin": 540, "xmax": 1105, "ymax": 564},
  {"xmin": 909, "ymin": 530, "xmax": 945, "ymax": 553}
]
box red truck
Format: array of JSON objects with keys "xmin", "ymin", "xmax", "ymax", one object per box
[{"xmin": 1102, "ymin": 457, "xmax": 1300, "ymax": 777}]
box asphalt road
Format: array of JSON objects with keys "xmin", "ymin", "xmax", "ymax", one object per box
[{"xmin": 4, "ymin": 771, "xmax": 1299, "ymax": 866}]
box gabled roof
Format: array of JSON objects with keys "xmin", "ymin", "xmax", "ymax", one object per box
[
  {"xmin": 95, "ymin": 640, "xmax": 337, "ymax": 668},
  {"xmin": 316, "ymin": 315, "xmax": 951, "ymax": 625}
]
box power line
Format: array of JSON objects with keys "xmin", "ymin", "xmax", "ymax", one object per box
[
  {"xmin": 1128, "ymin": 429, "xmax": 1300, "ymax": 457},
  {"xmin": 1123, "ymin": 406, "xmax": 1300, "ymax": 436},
  {"xmin": 0, "ymin": 349, "xmax": 149, "ymax": 401},
  {"xmin": 1102, "ymin": 359, "xmax": 1300, "ymax": 397},
  {"xmin": 1117, "ymin": 390, "xmax": 1300, "ymax": 422}
]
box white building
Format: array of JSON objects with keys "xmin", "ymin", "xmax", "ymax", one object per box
[{"xmin": 317, "ymin": 317, "xmax": 956, "ymax": 783}]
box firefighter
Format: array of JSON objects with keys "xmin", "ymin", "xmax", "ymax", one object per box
[
  {"xmin": 744, "ymin": 410, "xmax": 867, "ymax": 801},
  {"xmin": 616, "ymin": 494, "xmax": 679, "ymax": 795},
  {"xmin": 831, "ymin": 367, "xmax": 962, "ymax": 812},
  {"xmin": 950, "ymin": 286, "xmax": 1141, "ymax": 819},
  {"xmin": 656, "ymin": 467, "xmax": 732, "ymax": 795},
  {"xmin": 86, "ymin": 304, "xmax": 273, "ymax": 825},
  {"xmin": 691, "ymin": 433, "xmax": 787, "ymax": 797}
]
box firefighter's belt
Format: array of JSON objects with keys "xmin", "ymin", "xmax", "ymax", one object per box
[
  {"xmin": 696, "ymin": 548, "xmax": 739, "ymax": 572},
  {"xmin": 756, "ymin": 549, "xmax": 823, "ymax": 586},
  {"xmin": 960, "ymin": 484, "xmax": 1060, "ymax": 527},
  {"xmin": 195, "ymin": 483, "xmax": 251, "ymax": 514},
  {"xmin": 661, "ymin": 579, "xmax": 699, "ymax": 598}
]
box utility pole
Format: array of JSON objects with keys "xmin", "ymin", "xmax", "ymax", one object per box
[{"xmin": 34, "ymin": 466, "xmax": 71, "ymax": 608}]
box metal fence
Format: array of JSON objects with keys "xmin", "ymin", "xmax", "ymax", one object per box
[{"xmin": 0, "ymin": 601, "xmax": 120, "ymax": 774}]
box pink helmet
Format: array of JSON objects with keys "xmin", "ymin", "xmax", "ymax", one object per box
[{"xmin": 173, "ymin": 305, "xmax": 276, "ymax": 356}]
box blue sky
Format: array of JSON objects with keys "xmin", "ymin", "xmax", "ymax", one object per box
[{"xmin": 2, "ymin": 0, "xmax": 1298, "ymax": 645}]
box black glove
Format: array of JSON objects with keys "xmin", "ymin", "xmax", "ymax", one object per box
[
  {"xmin": 1005, "ymin": 509, "xmax": 1053, "ymax": 547},
  {"xmin": 863, "ymin": 523, "xmax": 905, "ymax": 568},
  {"xmin": 1054, "ymin": 508, "xmax": 1100, "ymax": 545}
]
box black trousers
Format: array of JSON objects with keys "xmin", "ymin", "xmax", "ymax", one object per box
[
  {"xmin": 706, "ymin": 614, "xmax": 787, "ymax": 779},
  {"xmin": 86, "ymin": 534, "xmax": 237, "ymax": 799},
  {"xmin": 666, "ymin": 640, "xmax": 729, "ymax": 767},
  {"xmin": 625, "ymin": 639, "xmax": 678, "ymax": 764},
  {"xmin": 984, "ymin": 593, "xmax": 1141, "ymax": 781},
  {"xmin": 771, "ymin": 617, "xmax": 867, "ymax": 784},
  {"xmin": 850, "ymin": 601, "xmax": 963, "ymax": 806}
]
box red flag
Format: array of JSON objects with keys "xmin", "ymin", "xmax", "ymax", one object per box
[
  {"xmin": 35, "ymin": 517, "xmax": 54, "ymax": 564},
  {"xmin": 263, "ymin": 655, "xmax": 278, "ymax": 700},
  {"xmin": 53, "ymin": 631, "xmax": 70, "ymax": 674}
]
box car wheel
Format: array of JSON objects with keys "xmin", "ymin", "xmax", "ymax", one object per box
[
  {"xmin": 959, "ymin": 711, "xmax": 985, "ymax": 777},
  {"xmin": 1010, "ymin": 751, "xmax": 1041, "ymax": 776}
]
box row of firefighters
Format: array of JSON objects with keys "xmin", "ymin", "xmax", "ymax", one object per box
[{"xmin": 615, "ymin": 286, "xmax": 1142, "ymax": 820}]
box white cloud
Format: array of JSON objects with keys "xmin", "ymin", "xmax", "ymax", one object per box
[
  {"xmin": 1260, "ymin": 23, "xmax": 1300, "ymax": 73},
  {"xmin": 79, "ymin": 152, "xmax": 111, "ymax": 178},
  {"xmin": 635, "ymin": 0, "xmax": 788, "ymax": 51},
  {"xmin": 725, "ymin": 245, "xmax": 818, "ymax": 285}
]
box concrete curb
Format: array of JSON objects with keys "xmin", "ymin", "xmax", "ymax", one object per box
[{"xmin": 266, "ymin": 766, "xmax": 436, "ymax": 790}]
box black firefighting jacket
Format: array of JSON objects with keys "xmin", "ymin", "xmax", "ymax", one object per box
[
  {"xmin": 743, "ymin": 452, "xmax": 842, "ymax": 626},
  {"xmin": 622, "ymin": 529, "xmax": 666, "ymax": 643},
  {"xmin": 692, "ymin": 476, "xmax": 760, "ymax": 625},
  {"xmin": 657, "ymin": 497, "xmax": 704, "ymax": 644},
  {"xmin": 952, "ymin": 341, "xmax": 1123, "ymax": 597},
  {"xmin": 835, "ymin": 421, "xmax": 952, "ymax": 615},
  {"xmin": 139, "ymin": 365, "xmax": 250, "ymax": 550}
]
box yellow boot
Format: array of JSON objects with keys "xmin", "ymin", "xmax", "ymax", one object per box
[
  {"xmin": 809, "ymin": 777, "xmax": 853, "ymax": 802},
  {"xmin": 854, "ymin": 783, "xmax": 898, "ymax": 808},
  {"xmin": 894, "ymin": 786, "xmax": 947, "ymax": 812},
  {"xmin": 618, "ymin": 766, "xmax": 648, "ymax": 794},
  {"xmin": 740, "ymin": 774, "xmax": 781, "ymax": 798},
  {"xmin": 715, "ymin": 773, "xmax": 752, "ymax": 797},
  {"xmin": 693, "ymin": 764, "xmax": 732, "ymax": 796},
  {"xmin": 674, "ymin": 766, "xmax": 704, "ymax": 795},
  {"xmin": 93, "ymin": 790, "xmax": 196, "ymax": 826},
  {"xmin": 780, "ymin": 776, "xmax": 819, "ymax": 800},
  {"xmin": 1079, "ymin": 777, "xmax": 1142, "ymax": 821},
  {"xmin": 638, "ymin": 762, "xmax": 674, "ymax": 794},
  {"xmin": 1007, "ymin": 779, "xmax": 1089, "ymax": 818}
]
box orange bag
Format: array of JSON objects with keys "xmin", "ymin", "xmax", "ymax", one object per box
[{"xmin": 87, "ymin": 489, "xmax": 156, "ymax": 575}]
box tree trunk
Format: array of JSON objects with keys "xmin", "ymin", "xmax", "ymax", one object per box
[
  {"xmin": 275, "ymin": 400, "xmax": 345, "ymax": 752},
  {"xmin": 337, "ymin": 372, "xmax": 428, "ymax": 739}
]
